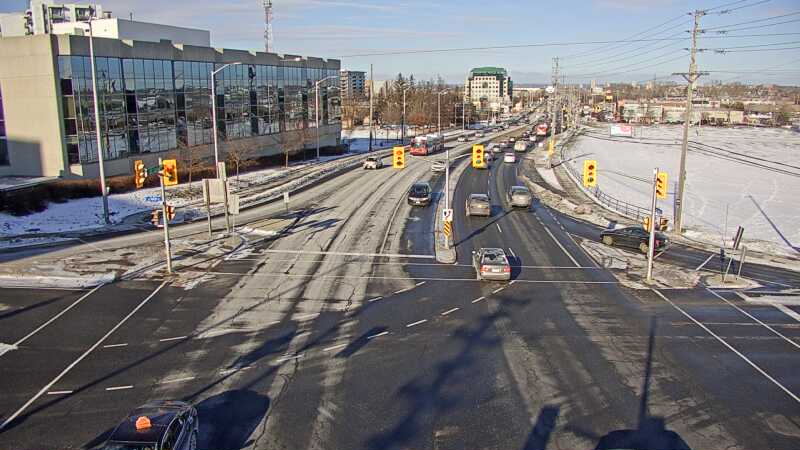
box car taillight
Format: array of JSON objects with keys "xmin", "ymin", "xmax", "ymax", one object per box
[
  {"xmin": 503, "ymin": 266, "xmax": 511, "ymax": 273},
  {"xmin": 481, "ymin": 265, "xmax": 489, "ymax": 272}
]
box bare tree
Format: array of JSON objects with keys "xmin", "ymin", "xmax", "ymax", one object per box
[{"xmin": 225, "ymin": 138, "xmax": 259, "ymax": 183}]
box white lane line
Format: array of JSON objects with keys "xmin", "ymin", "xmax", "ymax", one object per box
[
  {"xmin": 158, "ymin": 336, "xmax": 187, "ymax": 342},
  {"xmin": 276, "ymin": 354, "xmax": 303, "ymax": 362},
  {"xmin": 695, "ymin": 254, "xmax": 716, "ymax": 271},
  {"xmin": 295, "ymin": 313, "xmax": 319, "ymax": 321},
  {"xmin": 219, "ymin": 366, "xmax": 251, "ymax": 375},
  {"xmin": 708, "ymin": 289, "xmax": 800, "ymax": 349},
  {"xmin": 102, "ymin": 343, "xmax": 128, "ymax": 348},
  {"xmin": 734, "ymin": 291, "xmax": 800, "ymax": 323},
  {"xmin": 207, "ymin": 271, "xmax": 620, "ymax": 284},
  {"xmin": 472, "ymin": 296, "xmax": 486, "ymax": 303},
  {"xmin": 367, "ymin": 331, "xmax": 389, "ymax": 339},
  {"xmin": 496, "ymin": 223, "xmax": 503, "ymax": 233},
  {"xmin": 105, "ymin": 385, "xmax": 134, "ymax": 391},
  {"xmin": 406, "ymin": 319, "xmax": 428, "ymax": 328},
  {"xmin": 509, "ymin": 280, "xmax": 517, "ymax": 285},
  {"xmin": 393, "ymin": 288, "xmax": 411, "ymax": 295},
  {"xmin": 652, "ymin": 288, "xmax": 800, "ymax": 404},
  {"xmin": 323, "ymin": 343, "xmax": 348, "ymax": 352},
  {"xmin": 441, "ymin": 307, "xmax": 460, "ymax": 316},
  {"xmin": 492, "ymin": 287, "xmax": 505, "ymax": 294},
  {"xmin": 10, "ymin": 284, "xmax": 104, "ymax": 350},
  {"xmin": 46, "ymin": 390, "xmax": 73, "ymax": 395},
  {"xmin": 0, "ymin": 280, "xmax": 168, "ymax": 431},
  {"xmin": 160, "ymin": 376, "xmax": 196, "ymax": 384},
  {"xmin": 508, "ymin": 247, "xmax": 517, "ymax": 259},
  {"xmin": 775, "ymin": 305, "xmax": 800, "ymax": 323},
  {"xmin": 261, "ymin": 249, "xmax": 435, "ymax": 259},
  {"xmin": 415, "ymin": 281, "xmax": 427, "ymax": 287},
  {"xmin": 368, "ymin": 296, "xmax": 383, "ymax": 303},
  {"xmin": 540, "ymin": 223, "xmax": 580, "ymax": 267}
]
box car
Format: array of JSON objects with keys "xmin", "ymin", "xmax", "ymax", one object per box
[
  {"xmin": 431, "ymin": 161, "xmax": 446, "ymax": 173},
  {"xmin": 503, "ymin": 153, "xmax": 516, "ymax": 163},
  {"xmin": 491, "ymin": 145, "xmax": 503, "ymax": 154},
  {"xmin": 600, "ymin": 226, "xmax": 669, "ymax": 254},
  {"xmin": 472, "ymin": 248, "xmax": 512, "ymax": 281},
  {"xmin": 499, "ymin": 140, "xmax": 509, "ymax": 148},
  {"xmin": 102, "ymin": 400, "xmax": 199, "ymax": 450},
  {"xmin": 457, "ymin": 135, "xmax": 467, "ymax": 142},
  {"xmin": 363, "ymin": 156, "xmax": 383, "ymax": 169},
  {"xmin": 465, "ymin": 193, "xmax": 491, "ymax": 217},
  {"xmin": 507, "ymin": 185, "xmax": 532, "ymax": 208},
  {"xmin": 513, "ymin": 141, "xmax": 528, "ymax": 152},
  {"xmin": 475, "ymin": 131, "xmax": 485, "ymax": 138},
  {"xmin": 509, "ymin": 137, "xmax": 516, "ymax": 143},
  {"xmin": 407, "ymin": 182, "xmax": 432, "ymax": 206}
]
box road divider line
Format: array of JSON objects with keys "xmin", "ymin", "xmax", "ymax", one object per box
[
  {"xmin": 508, "ymin": 248, "xmax": 517, "ymax": 259},
  {"xmin": 496, "ymin": 223, "xmax": 503, "ymax": 233},
  {"xmin": 406, "ymin": 319, "xmax": 428, "ymax": 328},
  {"xmin": 709, "ymin": 289, "xmax": 799, "ymax": 349},
  {"xmin": 102, "ymin": 343, "xmax": 128, "ymax": 348},
  {"xmin": 276, "ymin": 354, "xmax": 303, "ymax": 362},
  {"xmin": 441, "ymin": 307, "xmax": 460, "ymax": 316},
  {"xmin": 393, "ymin": 288, "xmax": 410, "ymax": 295},
  {"xmin": 160, "ymin": 376, "xmax": 196, "ymax": 384},
  {"xmin": 695, "ymin": 254, "xmax": 715, "ymax": 271},
  {"xmin": 492, "ymin": 287, "xmax": 505, "ymax": 294},
  {"xmin": 105, "ymin": 385, "xmax": 134, "ymax": 391},
  {"xmin": 260, "ymin": 249, "xmax": 435, "ymax": 259},
  {"xmin": 219, "ymin": 366, "xmax": 251, "ymax": 375},
  {"xmin": 11, "ymin": 283, "xmax": 104, "ymax": 349},
  {"xmin": 367, "ymin": 331, "xmax": 389, "ymax": 339},
  {"xmin": 540, "ymin": 223, "xmax": 580, "ymax": 267},
  {"xmin": 415, "ymin": 281, "xmax": 427, "ymax": 287},
  {"xmin": 323, "ymin": 343, "xmax": 348, "ymax": 352},
  {"xmin": 0, "ymin": 280, "xmax": 168, "ymax": 432},
  {"xmin": 472, "ymin": 296, "xmax": 486, "ymax": 303},
  {"xmin": 158, "ymin": 336, "xmax": 186, "ymax": 342},
  {"xmin": 652, "ymin": 288, "xmax": 799, "ymax": 404},
  {"xmin": 46, "ymin": 390, "xmax": 72, "ymax": 395},
  {"xmin": 368, "ymin": 296, "xmax": 383, "ymax": 303}
]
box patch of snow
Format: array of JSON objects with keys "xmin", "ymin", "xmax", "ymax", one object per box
[{"xmin": 0, "ymin": 273, "xmax": 115, "ymax": 289}]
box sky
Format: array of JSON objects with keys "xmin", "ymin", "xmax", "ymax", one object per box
[{"xmin": 2, "ymin": 0, "xmax": 799, "ymax": 85}]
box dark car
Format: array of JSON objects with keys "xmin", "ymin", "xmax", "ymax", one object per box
[
  {"xmin": 407, "ymin": 182, "xmax": 432, "ymax": 207},
  {"xmin": 600, "ymin": 226, "xmax": 668, "ymax": 254},
  {"xmin": 102, "ymin": 400, "xmax": 198, "ymax": 450}
]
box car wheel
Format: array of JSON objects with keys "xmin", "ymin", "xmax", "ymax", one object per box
[
  {"xmin": 602, "ymin": 235, "xmax": 614, "ymax": 246},
  {"xmin": 639, "ymin": 242, "xmax": 649, "ymax": 254}
]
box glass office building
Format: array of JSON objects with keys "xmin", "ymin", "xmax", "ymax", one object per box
[{"xmin": 0, "ymin": 33, "xmax": 341, "ymax": 178}]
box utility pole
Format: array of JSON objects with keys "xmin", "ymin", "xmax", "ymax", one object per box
[
  {"xmin": 368, "ymin": 64, "xmax": 374, "ymax": 152},
  {"xmin": 159, "ymin": 158, "xmax": 173, "ymax": 274},
  {"xmin": 674, "ymin": 10, "xmax": 708, "ymax": 233},
  {"xmin": 646, "ymin": 168, "xmax": 658, "ymax": 283},
  {"xmin": 548, "ymin": 57, "xmax": 559, "ymax": 167},
  {"xmin": 87, "ymin": 21, "xmax": 110, "ymax": 224}
]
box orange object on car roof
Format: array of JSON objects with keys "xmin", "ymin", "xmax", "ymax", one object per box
[{"xmin": 135, "ymin": 416, "xmax": 152, "ymax": 430}]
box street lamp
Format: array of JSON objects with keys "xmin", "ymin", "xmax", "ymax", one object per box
[
  {"xmin": 315, "ymin": 75, "xmax": 339, "ymax": 161},
  {"xmin": 211, "ymin": 62, "xmax": 241, "ymax": 177},
  {"xmin": 85, "ymin": 19, "xmax": 110, "ymax": 224}
]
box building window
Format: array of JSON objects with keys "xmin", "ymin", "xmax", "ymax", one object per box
[{"xmin": 0, "ymin": 84, "xmax": 7, "ymax": 165}]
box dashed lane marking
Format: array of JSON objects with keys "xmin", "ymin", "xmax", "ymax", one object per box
[
  {"xmin": 539, "ymin": 222, "xmax": 580, "ymax": 267},
  {"xmin": 102, "ymin": 343, "xmax": 128, "ymax": 348},
  {"xmin": 260, "ymin": 249, "xmax": 435, "ymax": 259},
  {"xmin": 105, "ymin": 385, "xmax": 134, "ymax": 391},
  {"xmin": 496, "ymin": 223, "xmax": 503, "ymax": 233},
  {"xmin": 695, "ymin": 254, "xmax": 716, "ymax": 271},
  {"xmin": 492, "ymin": 287, "xmax": 505, "ymax": 294},
  {"xmin": 441, "ymin": 307, "xmax": 460, "ymax": 316},
  {"xmin": 368, "ymin": 296, "xmax": 383, "ymax": 303},
  {"xmin": 406, "ymin": 319, "xmax": 428, "ymax": 328},
  {"xmin": 276, "ymin": 354, "xmax": 303, "ymax": 362},
  {"xmin": 508, "ymin": 247, "xmax": 517, "ymax": 259},
  {"xmin": 652, "ymin": 288, "xmax": 800, "ymax": 404},
  {"xmin": 160, "ymin": 376, "xmax": 196, "ymax": 384},
  {"xmin": 708, "ymin": 289, "xmax": 800, "ymax": 349},
  {"xmin": 393, "ymin": 288, "xmax": 411, "ymax": 295},
  {"xmin": 472, "ymin": 296, "xmax": 486, "ymax": 303},
  {"xmin": 416, "ymin": 281, "xmax": 427, "ymax": 287},
  {"xmin": 219, "ymin": 366, "xmax": 251, "ymax": 375},
  {"xmin": 367, "ymin": 331, "xmax": 389, "ymax": 339},
  {"xmin": 158, "ymin": 336, "xmax": 187, "ymax": 342},
  {"xmin": 46, "ymin": 391, "xmax": 73, "ymax": 395},
  {"xmin": 323, "ymin": 343, "xmax": 348, "ymax": 352}
]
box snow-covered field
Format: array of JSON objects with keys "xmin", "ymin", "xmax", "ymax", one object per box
[{"xmin": 567, "ymin": 125, "xmax": 800, "ymax": 256}]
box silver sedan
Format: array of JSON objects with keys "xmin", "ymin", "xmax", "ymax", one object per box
[
  {"xmin": 507, "ymin": 186, "xmax": 532, "ymax": 208},
  {"xmin": 465, "ymin": 193, "xmax": 491, "ymax": 217},
  {"xmin": 472, "ymin": 248, "xmax": 512, "ymax": 281}
]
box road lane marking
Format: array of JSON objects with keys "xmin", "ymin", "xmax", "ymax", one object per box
[
  {"xmin": 492, "ymin": 287, "xmax": 505, "ymax": 294},
  {"xmin": 415, "ymin": 281, "xmax": 427, "ymax": 287},
  {"xmin": 219, "ymin": 366, "xmax": 251, "ymax": 375},
  {"xmin": 207, "ymin": 271, "xmax": 620, "ymax": 284},
  {"xmin": 102, "ymin": 343, "xmax": 128, "ymax": 348},
  {"xmin": 496, "ymin": 223, "xmax": 503, "ymax": 233},
  {"xmin": 295, "ymin": 313, "xmax": 319, "ymax": 321},
  {"xmin": 46, "ymin": 391, "xmax": 73, "ymax": 395},
  {"xmin": 775, "ymin": 305, "xmax": 800, "ymax": 323},
  {"xmin": 539, "ymin": 223, "xmax": 580, "ymax": 267},
  {"xmin": 105, "ymin": 385, "xmax": 134, "ymax": 391},
  {"xmin": 276, "ymin": 354, "xmax": 303, "ymax": 362},
  {"xmin": 441, "ymin": 307, "xmax": 460, "ymax": 316},
  {"xmin": 472, "ymin": 296, "xmax": 486, "ymax": 303},
  {"xmin": 734, "ymin": 291, "xmax": 800, "ymax": 323},
  {"xmin": 393, "ymin": 288, "xmax": 410, "ymax": 295},
  {"xmin": 158, "ymin": 336, "xmax": 187, "ymax": 342},
  {"xmin": 260, "ymin": 249, "xmax": 435, "ymax": 259},
  {"xmin": 160, "ymin": 376, "xmax": 196, "ymax": 384},
  {"xmin": 652, "ymin": 288, "xmax": 800, "ymax": 404},
  {"xmin": 507, "ymin": 247, "xmax": 517, "ymax": 259},
  {"xmin": 367, "ymin": 331, "xmax": 389, "ymax": 339},
  {"xmin": 9, "ymin": 284, "xmax": 104, "ymax": 351},
  {"xmin": 708, "ymin": 289, "xmax": 799, "ymax": 349},
  {"xmin": 368, "ymin": 296, "xmax": 383, "ymax": 303},
  {"xmin": 406, "ymin": 319, "xmax": 428, "ymax": 328},
  {"xmin": 0, "ymin": 280, "xmax": 168, "ymax": 431},
  {"xmin": 695, "ymin": 254, "xmax": 716, "ymax": 271},
  {"xmin": 323, "ymin": 343, "xmax": 348, "ymax": 352}
]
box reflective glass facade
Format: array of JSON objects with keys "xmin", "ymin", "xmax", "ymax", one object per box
[{"xmin": 57, "ymin": 55, "xmax": 341, "ymax": 164}]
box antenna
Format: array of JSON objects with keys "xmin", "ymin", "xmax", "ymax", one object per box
[{"xmin": 263, "ymin": 0, "xmax": 274, "ymax": 53}]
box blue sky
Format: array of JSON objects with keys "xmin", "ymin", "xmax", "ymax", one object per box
[{"xmin": 3, "ymin": 0, "xmax": 799, "ymax": 84}]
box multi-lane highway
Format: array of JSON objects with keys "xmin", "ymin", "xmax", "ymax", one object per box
[{"xmin": 1, "ymin": 124, "xmax": 799, "ymax": 450}]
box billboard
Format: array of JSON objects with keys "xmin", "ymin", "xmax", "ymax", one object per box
[{"xmin": 609, "ymin": 124, "xmax": 633, "ymax": 137}]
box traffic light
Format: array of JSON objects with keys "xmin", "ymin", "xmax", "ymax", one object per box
[
  {"xmin": 150, "ymin": 209, "xmax": 161, "ymax": 226},
  {"xmin": 165, "ymin": 205, "xmax": 176, "ymax": 222},
  {"xmin": 472, "ymin": 144, "xmax": 485, "ymax": 168},
  {"xmin": 643, "ymin": 215, "xmax": 651, "ymax": 232},
  {"xmin": 162, "ymin": 159, "xmax": 178, "ymax": 186},
  {"xmin": 656, "ymin": 171, "xmax": 668, "ymax": 199},
  {"xmin": 583, "ymin": 160, "xmax": 597, "ymax": 187},
  {"xmin": 134, "ymin": 160, "xmax": 147, "ymax": 188},
  {"xmin": 392, "ymin": 146, "xmax": 405, "ymax": 169}
]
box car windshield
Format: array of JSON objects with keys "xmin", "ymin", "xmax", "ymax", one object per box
[
  {"xmin": 482, "ymin": 253, "xmax": 508, "ymax": 265},
  {"xmin": 410, "ymin": 186, "xmax": 428, "ymax": 196},
  {"xmin": 511, "ymin": 188, "xmax": 529, "ymax": 195}
]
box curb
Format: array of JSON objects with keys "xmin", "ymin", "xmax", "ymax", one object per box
[{"xmin": 0, "ymin": 273, "xmax": 117, "ymax": 289}]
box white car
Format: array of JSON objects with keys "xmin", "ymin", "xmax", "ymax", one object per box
[
  {"xmin": 503, "ymin": 153, "xmax": 516, "ymax": 163},
  {"xmin": 431, "ymin": 161, "xmax": 446, "ymax": 173},
  {"xmin": 363, "ymin": 157, "xmax": 383, "ymax": 169},
  {"xmin": 457, "ymin": 136, "xmax": 467, "ymax": 142}
]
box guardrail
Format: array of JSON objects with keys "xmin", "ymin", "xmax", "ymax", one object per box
[{"xmin": 559, "ymin": 128, "xmax": 652, "ymax": 222}]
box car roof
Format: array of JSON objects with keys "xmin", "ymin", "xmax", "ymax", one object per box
[
  {"xmin": 469, "ymin": 193, "xmax": 489, "ymax": 200},
  {"xmin": 411, "ymin": 182, "xmax": 430, "ymax": 188},
  {"xmin": 108, "ymin": 401, "xmax": 192, "ymax": 444}
]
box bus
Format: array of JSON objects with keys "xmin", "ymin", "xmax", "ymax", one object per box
[{"xmin": 409, "ymin": 134, "xmax": 443, "ymax": 156}]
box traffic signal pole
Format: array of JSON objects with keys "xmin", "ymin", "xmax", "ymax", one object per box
[
  {"xmin": 159, "ymin": 158, "xmax": 173, "ymax": 274},
  {"xmin": 646, "ymin": 167, "xmax": 658, "ymax": 283}
]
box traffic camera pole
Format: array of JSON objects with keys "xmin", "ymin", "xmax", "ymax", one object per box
[
  {"xmin": 159, "ymin": 158, "xmax": 173, "ymax": 274},
  {"xmin": 646, "ymin": 167, "xmax": 658, "ymax": 283}
]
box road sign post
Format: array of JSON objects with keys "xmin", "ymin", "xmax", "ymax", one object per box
[
  {"xmin": 202, "ymin": 179, "xmax": 212, "ymax": 239},
  {"xmin": 646, "ymin": 167, "xmax": 658, "ymax": 283},
  {"xmin": 218, "ymin": 162, "xmax": 231, "ymax": 233},
  {"xmin": 158, "ymin": 158, "xmax": 173, "ymax": 274}
]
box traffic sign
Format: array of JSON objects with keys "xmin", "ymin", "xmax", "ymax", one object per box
[
  {"xmin": 442, "ymin": 208, "xmax": 453, "ymax": 223},
  {"xmin": 443, "ymin": 221, "xmax": 452, "ymax": 237},
  {"xmin": 144, "ymin": 195, "xmax": 162, "ymax": 203}
]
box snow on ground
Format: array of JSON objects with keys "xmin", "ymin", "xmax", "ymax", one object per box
[{"xmin": 567, "ymin": 124, "xmax": 800, "ymax": 256}]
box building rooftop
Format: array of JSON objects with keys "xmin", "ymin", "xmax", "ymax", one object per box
[{"xmin": 470, "ymin": 67, "xmax": 508, "ymax": 77}]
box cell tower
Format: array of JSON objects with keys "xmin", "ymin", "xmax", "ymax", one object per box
[{"xmin": 263, "ymin": 0, "xmax": 274, "ymax": 53}]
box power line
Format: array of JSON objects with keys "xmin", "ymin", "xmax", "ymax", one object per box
[
  {"xmin": 560, "ymin": 14, "xmax": 687, "ymax": 60},
  {"xmin": 710, "ymin": 17, "xmax": 800, "ymax": 33},
  {"xmin": 712, "ymin": 0, "xmax": 772, "ymax": 14},
  {"xmin": 703, "ymin": 10, "xmax": 800, "ymax": 31},
  {"xmin": 569, "ymin": 51, "xmax": 687, "ymax": 78},
  {"xmin": 705, "ymin": 0, "xmax": 751, "ymax": 12},
  {"xmin": 563, "ymin": 38, "xmax": 686, "ymax": 70},
  {"xmin": 716, "ymin": 45, "xmax": 800, "ymax": 53}
]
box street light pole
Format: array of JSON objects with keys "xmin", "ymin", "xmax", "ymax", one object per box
[
  {"xmin": 438, "ymin": 91, "xmax": 451, "ymax": 249},
  {"xmin": 87, "ymin": 20, "xmax": 110, "ymax": 224},
  {"xmin": 314, "ymin": 75, "xmax": 338, "ymax": 161},
  {"xmin": 402, "ymin": 87, "xmax": 410, "ymax": 144},
  {"xmin": 211, "ymin": 62, "xmax": 241, "ymax": 177}
]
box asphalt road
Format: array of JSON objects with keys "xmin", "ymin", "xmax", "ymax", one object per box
[{"xmin": 1, "ymin": 120, "xmax": 799, "ymax": 450}]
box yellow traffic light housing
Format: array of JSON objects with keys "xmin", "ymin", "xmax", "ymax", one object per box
[
  {"xmin": 392, "ymin": 146, "xmax": 405, "ymax": 169},
  {"xmin": 656, "ymin": 171, "xmax": 668, "ymax": 199},
  {"xmin": 472, "ymin": 144, "xmax": 485, "ymax": 169},
  {"xmin": 162, "ymin": 159, "xmax": 178, "ymax": 186},
  {"xmin": 583, "ymin": 159, "xmax": 597, "ymax": 187},
  {"xmin": 150, "ymin": 209, "xmax": 161, "ymax": 226},
  {"xmin": 643, "ymin": 215, "xmax": 652, "ymax": 232},
  {"xmin": 134, "ymin": 159, "xmax": 147, "ymax": 189},
  {"xmin": 166, "ymin": 205, "xmax": 176, "ymax": 221}
]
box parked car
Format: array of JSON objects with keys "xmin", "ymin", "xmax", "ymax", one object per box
[
  {"xmin": 600, "ymin": 226, "xmax": 669, "ymax": 254},
  {"xmin": 465, "ymin": 193, "xmax": 491, "ymax": 217},
  {"xmin": 507, "ymin": 185, "xmax": 532, "ymax": 208},
  {"xmin": 503, "ymin": 153, "xmax": 516, "ymax": 163},
  {"xmin": 472, "ymin": 248, "xmax": 512, "ymax": 281},
  {"xmin": 407, "ymin": 182, "xmax": 432, "ymax": 207},
  {"xmin": 101, "ymin": 400, "xmax": 199, "ymax": 450},
  {"xmin": 363, "ymin": 156, "xmax": 383, "ymax": 169},
  {"xmin": 431, "ymin": 161, "xmax": 446, "ymax": 173}
]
